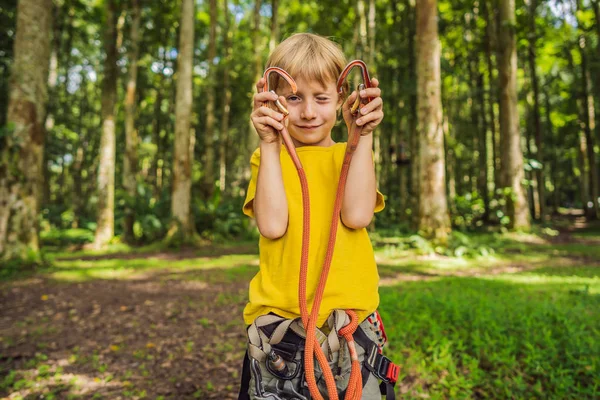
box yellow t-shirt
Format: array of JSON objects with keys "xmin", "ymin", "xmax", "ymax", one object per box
[{"xmin": 242, "ymin": 142, "xmax": 385, "ymax": 327}]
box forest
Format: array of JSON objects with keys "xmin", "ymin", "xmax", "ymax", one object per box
[{"xmin": 1, "ymin": 0, "xmax": 599, "ymax": 399}]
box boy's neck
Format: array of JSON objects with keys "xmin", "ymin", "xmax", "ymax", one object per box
[{"xmin": 291, "ymin": 136, "xmax": 336, "ymax": 148}]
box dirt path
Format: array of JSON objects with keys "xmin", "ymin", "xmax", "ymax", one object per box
[{"xmin": 1, "ymin": 268, "xmax": 251, "ymax": 399}]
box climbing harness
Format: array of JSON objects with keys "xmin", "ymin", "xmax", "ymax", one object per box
[{"xmin": 244, "ymin": 61, "xmax": 400, "ymax": 400}]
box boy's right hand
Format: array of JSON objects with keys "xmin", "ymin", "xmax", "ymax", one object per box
[{"xmin": 251, "ymin": 78, "xmax": 287, "ymax": 144}]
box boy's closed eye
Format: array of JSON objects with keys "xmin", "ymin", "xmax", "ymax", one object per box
[{"xmin": 284, "ymin": 94, "xmax": 333, "ymax": 103}]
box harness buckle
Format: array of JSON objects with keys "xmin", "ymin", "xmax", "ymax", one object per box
[
  {"xmin": 385, "ymin": 362, "xmax": 400, "ymax": 384},
  {"xmin": 366, "ymin": 345, "xmax": 400, "ymax": 384}
]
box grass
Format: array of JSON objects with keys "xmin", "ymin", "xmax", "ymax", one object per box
[
  {"xmin": 2, "ymin": 222, "xmax": 599, "ymax": 398},
  {"xmin": 379, "ymin": 270, "xmax": 600, "ymax": 399}
]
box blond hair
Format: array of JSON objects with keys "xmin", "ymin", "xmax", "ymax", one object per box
[{"xmin": 265, "ymin": 33, "xmax": 349, "ymax": 99}]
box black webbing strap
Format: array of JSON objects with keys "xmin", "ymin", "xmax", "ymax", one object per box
[
  {"xmin": 380, "ymin": 380, "xmax": 396, "ymax": 400},
  {"xmin": 238, "ymin": 350, "xmax": 251, "ymax": 400},
  {"xmin": 353, "ymin": 325, "xmax": 398, "ymax": 400}
]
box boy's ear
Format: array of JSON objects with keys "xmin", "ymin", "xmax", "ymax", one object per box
[{"xmin": 336, "ymin": 94, "xmax": 344, "ymax": 111}]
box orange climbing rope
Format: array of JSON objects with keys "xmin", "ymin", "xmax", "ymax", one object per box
[{"xmin": 260, "ymin": 61, "xmax": 373, "ymax": 400}]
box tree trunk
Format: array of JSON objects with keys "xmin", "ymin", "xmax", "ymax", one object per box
[
  {"xmin": 544, "ymin": 90, "xmax": 559, "ymax": 214},
  {"xmin": 169, "ymin": 0, "xmax": 196, "ymax": 241},
  {"xmin": 406, "ymin": 0, "xmax": 419, "ymax": 229},
  {"xmin": 482, "ymin": 0, "xmax": 501, "ymax": 195},
  {"xmin": 576, "ymin": 0, "xmax": 599, "ymax": 219},
  {"xmin": 42, "ymin": 1, "xmax": 62, "ymax": 208},
  {"xmin": 203, "ymin": 0, "xmax": 218, "ymax": 200},
  {"xmin": 0, "ymin": 0, "xmax": 53, "ymax": 261},
  {"xmin": 526, "ymin": 0, "xmax": 545, "ymax": 220},
  {"xmin": 416, "ymin": 0, "xmax": 450, "ymax": 243},
  {"xmin": 593, "ymin": 0, "xmax": 600, "ymax": 145},
  {"xmin": 72, "ymin": 74, "xmax": 88, "ymax": 229},
  {"xmin": 123, "ymin": 0, "xmax": 141, "ymax": 243},
  {"xmin": 93, "ymin": 0, "xmax": 119, "ymax": 248},
  {"xmin": 219, "ymin": 0, "xmax": 233, "ymax": 194},
  {"xmin": 249, "ymin": 0, "xmax": 262, "ymax": 153},
  {"xmin": 479, "ymin": 3, "xmax": 496, "ymax": 221},
  {"xmin": 476, "ymin": 70, "xmax": 490, "ymax": 222},
  {"xmin": 151, "ymin": 88, "xmax": 163, "ymax": 194},
  {"xmin": 498, "ymin": 0, "xmax": 530, "ymax": 230},
  {"xmin": 269, "ymin": 0, "xmax": 279, "ymax": 52}
]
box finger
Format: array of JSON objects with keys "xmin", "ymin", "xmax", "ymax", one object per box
[
  {"xmin": 356, "ymin": 110, "xmax": 384, "ymax": 126},
  {"xmin": 256, "ymin": 116, "xmax": 285, "ymax": 131},
  {"xmin": 256, "ymin": 105, "xmax": 285, "ymax": 121},
  {"xmin": 359, "ymin": 86, "xmax": 381, "ymax": 99},
  {"xmin": 370, "ymin": 77, "xmax": 379, "ymax": 88},
  {"xmin": 343, "ymin": 90, "xmax": 358, "ymax": 111},
  {"xmin": 253, "ymin": 91, "xmax": 279, "ymax": 110},
  {"xmin": 278, "ymin": 95, "xmax": 288, "ymax": 107},
  {"xmin": 358, "ymin": 97, "xmax": 383, "ymax": 116},
  {"xmin": 256, "ymin": 77, "xmax": 266, "ymax": 92}
]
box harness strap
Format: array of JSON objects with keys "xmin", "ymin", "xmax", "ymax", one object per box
[{"xmin": 242, "ymin": 316, "xmax": 400, "ymax": 400}]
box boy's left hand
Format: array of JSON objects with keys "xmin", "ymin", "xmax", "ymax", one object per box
[{"xmin": 342, "ymin": 77, "xmax": 383, "ymax": 136}]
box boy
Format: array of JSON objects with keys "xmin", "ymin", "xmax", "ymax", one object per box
[{"xmin": 240, "ymin": 33, "xmax": 396, "ymax": 399}]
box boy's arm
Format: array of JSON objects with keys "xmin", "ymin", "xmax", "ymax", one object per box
[
  {"xmin": 341, "ymin": 134, "xmax": 377, "ymax": 229},
  {"xmin": 254, "ymin": 141, "xmax": 289, "ymax": 239},
  {"xmin": 341, "ymin": 78, "xmax": 384, "ymax": 229}
]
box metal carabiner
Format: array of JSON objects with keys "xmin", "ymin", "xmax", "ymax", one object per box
[
  {"xmin": 261, "ymin": 67, "xmax": 298, "ymax": 116},
  {"xmin": 336, "ymin": 60, "xmax": 373, "ymax": 115},
  {"xmin": 250, "ymin": 358, "xmax": 285, "ymax": 400},
  {"xmin": 336, "ymin": 60, "xmax": 373, "ymax": 156},
  {"xmin": 259, "ymin": 67, "xmax": 304, "ymax": 170}
]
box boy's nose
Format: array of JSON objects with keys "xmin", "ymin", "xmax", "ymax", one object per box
[{"xmin": 300, "ymin": 101, "xmax": 316, "ymax": 120}]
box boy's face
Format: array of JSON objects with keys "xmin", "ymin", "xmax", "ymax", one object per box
[{"xmin": 278, "ymin": 75, "xmax": 342, "ymax": 147}]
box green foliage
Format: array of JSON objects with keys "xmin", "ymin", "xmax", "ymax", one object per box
[
  {"xmin": 40, "ymin": 228, "xmax": 95, "ymax": 247},
  {"xmin": 0, "ymin": 257, "xmax": 39, "ymax": 281},
  {"xmin": 115, "ymin": 182, "xmax": 171, "ymax": 243},
  {"xmin": 447, "ymin": 231, "xmax": 495, "ymax": 257},
  {"xmin": 373, "ymin": 230, "xmax": 494, "ymax": 258},
  {"xmin": 452, "ymin": 191, "xmax": 486, "ymax": 230},
  {"xmin": 193, "ymin": 190, "xmax": 255, "ymax": 242}
]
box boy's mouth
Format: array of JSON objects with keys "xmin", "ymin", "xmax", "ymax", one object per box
[{"xmin": 297, "ymin": 124, "xmax": 322, "ymax": 130}]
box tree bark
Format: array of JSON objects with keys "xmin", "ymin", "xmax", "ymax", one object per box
[
  {"xmin": 203, "ymin": 0, "xmax": 218, "ymax": 200},
  {"xmin": 482, "ymin": 0, "xmax": 501, "ymax": 195},
  {"xmin": 416, "ymin": 0, "xmax": 450, "ymax": 242},
  {"xmin": 405, "ymin": 0, "xmax": 419, "ymax": 229},
  {"xmin": 526, "ymin": 0, "xmax": 545, "ymax": 220},
  {"xmin": 357, "ymin": 0, "xmax": 368, "ymax": 61},
  {"xmin": 476, "ymin": 69, "xmax": 490, "ymax": 221},
  {"xmin": 93, "ymin": 0, "xmax": 119, "ymax": 248},
  {"xmin": 42, "ymin": 1, "xmax": 62, "ymax": 208},
  {"xmin": 543, "ymin": 90, "xmax": 559, "ymax": 213},
  {"xmin": 269, "ymin": 0, "xmax": 279, "ymax": 52},
  {"xmin": 123, "ymin": 0, "xmax": 141, "ymax": 243},
  {"xmin": 0, "ymin": 0, "xmax": 53, "ymax": 261},
  {"xmin": 219, "ymin": 0, "xmax": 233, "ymax": 193},
  {"xmin": 593, "ymin": 0, "xmax": 600, "ymax": 146},
  {"xmin": 249, "ymin": 0, "xmax": 263, "ymax": 153},
  {"xmin": 72, "ymin": 73, "xmax": 88, "ymax": 229},
  {"xmin": 575, "ymin": 0, "xmax": 599, "ymax": 219},
  {"xmin": 169, "ymin": 0, "xmax": 196, "ymax": 240},
  {"xmin": 498, "ymin": 0, "xmax": 530, "ymax": 230}
]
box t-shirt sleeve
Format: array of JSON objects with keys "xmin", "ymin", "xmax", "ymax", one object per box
[
  {"xmin": 375, "ymin": 189, "xmax": 385, "ymax": 213},
  {"xmin": 242, "ymin": 149, "xmax": 261, "ymax": 218}
]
